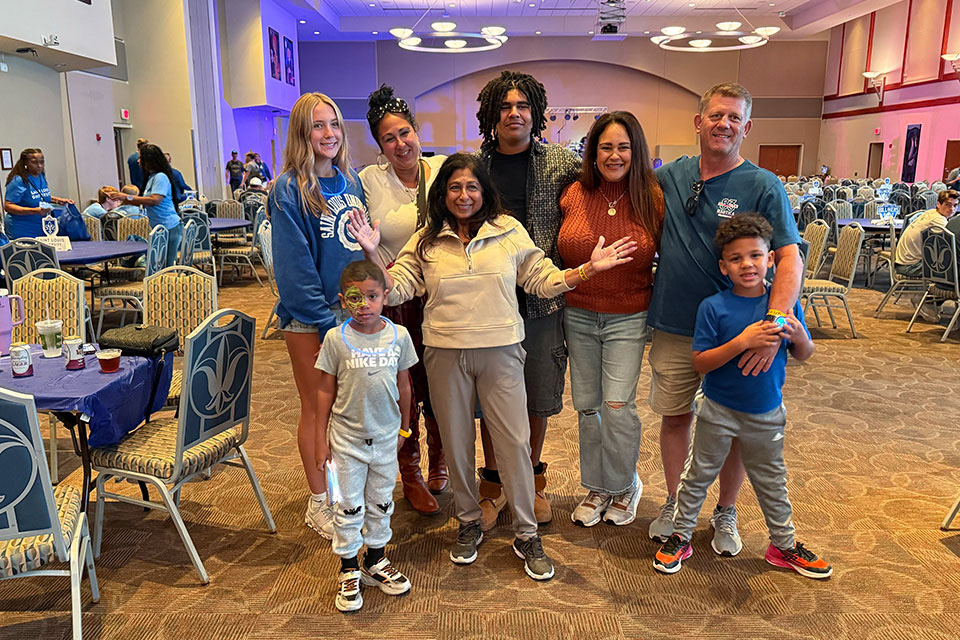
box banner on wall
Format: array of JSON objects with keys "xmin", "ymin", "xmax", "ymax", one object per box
[
  {"xmin": 269, "ymin": 28, "xmax": 281, "ymax": 81},
  {"xmin": 901, "ymin": 124, "xmax": 921, "ymax": 183}
]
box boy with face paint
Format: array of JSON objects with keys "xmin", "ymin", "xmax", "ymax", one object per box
[{"xmin": 314, "ymin": 259, "xmax": 419, "ymax": 613}]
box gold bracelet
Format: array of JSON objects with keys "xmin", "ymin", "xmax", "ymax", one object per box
[
  {"xmin": 398, "ymin": 428, "xmax": 412, "ymax": 439},
  {"xmin": 578, "ymin": 265, "xmax": 589, "ymax": 282},
  {"xmin": 766, "ymin": 308, "xmax": 787, "ymax": 317}
]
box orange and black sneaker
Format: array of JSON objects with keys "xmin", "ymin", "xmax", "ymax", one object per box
[
  {"xmin": 654, "ymin": 534, "xmax": 692, "ymax": 574},
  {"xmin": 765, "ymin": 542, "xmax": 832, "ymax": 579}
]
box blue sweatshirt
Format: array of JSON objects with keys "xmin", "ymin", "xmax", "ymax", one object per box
[{"xmin": 269, "ymin": 168, "xmax": 366, "ymax": 334}]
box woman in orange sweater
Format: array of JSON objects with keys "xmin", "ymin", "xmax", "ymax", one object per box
[{"xmin": 558, "ymin": 111, "xmax": 664, "ymax": 528}]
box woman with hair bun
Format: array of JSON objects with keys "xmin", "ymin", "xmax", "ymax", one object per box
[
  {"xmin": 3, "ymin": 148, "xmax": 74, "ymax": 238},
  {"xmin": 268, "ymin": 92, "xmax": 367, "ymax": 540},
  {"xmin": 359, "ymin": 85, "xmax": 448, "ymax": 516}
]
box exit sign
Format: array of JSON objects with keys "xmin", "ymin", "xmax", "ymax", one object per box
[{"xmin": 120, "ymin": 108, "xmax": 130, "ymax": 120}]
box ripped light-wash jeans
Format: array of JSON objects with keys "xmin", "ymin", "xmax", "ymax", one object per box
[{"xmin": 564, "ymin": 306, "xmax": 648, "ymax": 495}]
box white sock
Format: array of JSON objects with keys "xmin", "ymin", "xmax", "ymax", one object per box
[{"xmin": 310, "ymin": 492, "xmax": 327, "ymax": 504}]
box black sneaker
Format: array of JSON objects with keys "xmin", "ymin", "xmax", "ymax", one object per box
[
  {"xmin": 450, "ymin": 521, "xmax": 483, "ymax": 564},
  {"xmin": 512, "ymin": 535, "xmax": 555, "ymax": 581}
]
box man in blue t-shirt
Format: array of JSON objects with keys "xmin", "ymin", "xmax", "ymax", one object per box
[{"xmin": 645, "ymin": 83, "xmax": 803, "ymax": 556}]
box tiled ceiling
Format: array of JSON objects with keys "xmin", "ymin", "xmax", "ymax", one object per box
[{"xmin": 282, "ymin": 0, "xmax": 830, "ymax": 40}]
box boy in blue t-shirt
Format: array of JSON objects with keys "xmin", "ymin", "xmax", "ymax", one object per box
[
  {"xmin": 315, "ymin": 259, "xmax": 419, "ymax": 613},
  {"xmin": 654, "ymin": 214, "xmax": 832, "ymax": 580}
]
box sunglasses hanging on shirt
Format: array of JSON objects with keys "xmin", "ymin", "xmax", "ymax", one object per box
[{"xmin": 685, "ymin": 180, "xmax": 704, "ymax": 217}]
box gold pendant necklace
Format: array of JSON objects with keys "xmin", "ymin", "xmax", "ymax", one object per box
[{"xmin": 599, "ymin": 185, "xmax": 627, "ymax": 216}]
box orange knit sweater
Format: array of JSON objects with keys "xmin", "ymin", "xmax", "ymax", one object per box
[{"xmin": 558, "ymin": 180, "xmax": 661, "ymax": 314}]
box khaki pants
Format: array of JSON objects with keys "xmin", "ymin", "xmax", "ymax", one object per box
[{"xmin": 424, "ymin": 344, "xmax": 537, "ymax": 539}]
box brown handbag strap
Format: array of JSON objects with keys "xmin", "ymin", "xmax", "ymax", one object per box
[{"xmin": 415, "ymin": 158, "xmax": 428, "ymax": 230}]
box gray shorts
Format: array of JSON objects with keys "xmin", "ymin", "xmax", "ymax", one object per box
[
  {"xmin": 521, "ymin": 310, "xmax": 567, "ymax": 417},
  {"xmin": 281, "ymin": 307, "xmax": 351, "ymax": 334}
]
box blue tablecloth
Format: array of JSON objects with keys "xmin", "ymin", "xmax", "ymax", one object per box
[
  {"xmin": 839, "ymin": 218, "xmax": 903, "ymax": 232},
  {"xmin": 209, "ymin": 217, "xmax": 251, "ymax": 232},
  {"xmin": 0, "ymin": 345, "xmax": 173, "ymax": 447},
  {"xmin": 58, "ymin": 241, "xmax": 148, "ymax": 265}
]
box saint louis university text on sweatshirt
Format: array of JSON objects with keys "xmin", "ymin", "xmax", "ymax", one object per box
[{"xmin": 269, "ymin": 169, "xmax": 367, "ymax": 333}]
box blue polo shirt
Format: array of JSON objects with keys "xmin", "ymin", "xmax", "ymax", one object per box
[
  {"xmin": 143, "ymin": 173, "xmax": 181, "ymax": 230},
  {"xmin": 4, "ymin": 174, "xmax": 51, "ymax": 238},
  {"xmin": 693, "ymin": 291, "xmax": 808, "ymax": 414},
  {"xmin": 648, "ymin": 155, "xmax": 800, "ymax": 337}
]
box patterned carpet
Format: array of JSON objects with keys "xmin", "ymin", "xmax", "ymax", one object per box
[{"xmin": 3, "ymin": 266, "xmax": 960, "ymax": 640}]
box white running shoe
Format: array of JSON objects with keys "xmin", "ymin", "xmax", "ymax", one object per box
[{"xmin": 305, "ymin": 498, "xmax": 334, "ymax": 540}]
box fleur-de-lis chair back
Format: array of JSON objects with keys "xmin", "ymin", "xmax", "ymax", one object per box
[
  {"xmin": 178, "ymin": 219, "xmax": 199, "ymax": 267},
  {"xmin": 907, "ymin": 227, "xmax": 960, "ymax": 342},
  {"xmin": 0, "ymin": 387, "xmax": 99, "ymax": 640},
  {"xmin": 12, "ymin": 268, "xmax": 85, "ymax": 344},
  {"xmin": 798, "ymin": 201, "xmax": 818, "ymax": 232},
  {"xmin": 100, "ymin": 211, "xmax": 124, "ymax": 241},
  {"xmin": 146, "ymin": 224, "xmax": 168, "ymax": 276},
  {"xmin": 181, "ymin": 210, "xmax": 211, "ymax": 252},
  {"xmin": 890, "ymin": 190, "xmax": 912, "ymax": 216},
  {"xmin": 0, "ymin": 239, "xmax": 60, "ymax": 290},
  {"xmin": 919, "ymin": 190, "xmax": 939, "ymax": 211},
  {"xmin": 932, "ymin": 181, "xmax": 947, "ymax": 193}
]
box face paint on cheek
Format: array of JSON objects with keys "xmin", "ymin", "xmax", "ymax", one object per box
[{"xmin": 343, "ymin": 285, "xmax": 366, "ymax": 312}]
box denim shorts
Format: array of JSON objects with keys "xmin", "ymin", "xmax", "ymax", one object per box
[{"xmin": 281, "ymin": 307, "xmax": 350, "ymax": 334}]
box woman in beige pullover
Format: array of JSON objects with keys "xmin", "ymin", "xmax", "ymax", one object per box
[{"xmin": 349, "ymin": 153, "xmax": 635, "ymax": 581}]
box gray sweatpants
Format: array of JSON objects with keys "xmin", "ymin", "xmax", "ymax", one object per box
[
  {"xmin": 674, "ymin": 395, "xmax": 796, "ymax": 549},
  {"xmin": 424, "ymin": 344, "xmax": 537, "ymax": 540},
  {"xmin": 329, "ymin": 427, "xmax": 398, "ymax": 558}
]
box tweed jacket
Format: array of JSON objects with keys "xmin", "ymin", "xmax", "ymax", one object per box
[{"xmin": 477, "ymin": 140, "xmax": 582, "ymax": 319}]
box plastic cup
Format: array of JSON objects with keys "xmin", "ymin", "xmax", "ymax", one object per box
[
  {"xmin": 96, "ymin": 349, "xmax": 122, "ymax": 373},
  {"xmin": 36, "ymin": 319, "xmax": 63, "ymax": 358}
]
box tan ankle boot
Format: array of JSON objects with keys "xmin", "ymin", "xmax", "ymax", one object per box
[
  {"xmin": 478, "ymin": 470, "xmax": 507, "ymax": 531},
  {"xmin": 534, "ymin": 463, "xmax": 552, "ymax": 525}
]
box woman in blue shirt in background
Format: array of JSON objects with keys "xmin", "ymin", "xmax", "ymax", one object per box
[
  {"xmin": 268, "ymin": 92, "xmax": 366, "ymax": 540},
  {"xmin": 121, "ymin": 144, "xmax": 183, "ymax": 267},
  {"xmin": 3, "ymin": 148, "xmax": 75, "ymax": 238}
]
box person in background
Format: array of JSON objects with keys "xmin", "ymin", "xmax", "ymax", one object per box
[
  {"xmin": 559, "ymin": 111, "xmax": 664, "ymax": 529},
  {"xmin": 254, "ymin": 152, "xmax": 273, "ymax": 183},
  {"xmin": 646, "ymin": 83, "xmax": 802, "ymax": 557},
  {"xmin": 945, "ymin": 168, "xmax": 960, "ymax": 191},
  {"xmin": 226, "ymin": 150, "xmax": 244, "ymax": 194},
  {"xmin": 359, "ymin": 84, "xmax": 449, "ymax": 516},
  {"xmin": 899, "ymin": 189, "xmax": 960, "ymax": 322},
  {"xmin": 654, "ymin": 214, "xmax": 830, "ymax": 581},
  {"xmin": 3, "ymin": 147, "xmax": 75, "ymax": 238},
  {"xmin": 348, "ymin": 153, "xmax": 636, "ymax": 581},
  {"xmin": 127, "ymin": 137, "xmax": 148, "ymax": 192},
  {"xmin": 83, "ymin": 186, "xmax": 122, "ymax": 219},
  {"xmin": 473, "ymin": 70, "xmax": 582, "ymax": 531},
  {"xmin": 268, "ymin": 92, "xmax": 367, "ymax": 541},
  {"xmin": 165, "ymin": 152, "xmax": 193, "ymax": 205},
  {"xmin": 121, "ymin": 144, "xmax": 183, "ymax": 267},
  {"xmin": 116, "ymin": 185, "xmax": 141, "ymax": 215},
  {"xmin": 241, "ymin": 151, "xmax": 263, "ymax": 189}
]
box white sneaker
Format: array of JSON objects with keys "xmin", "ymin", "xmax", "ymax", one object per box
[
  {"xmin": 602, "ymin": 480, "xmax": 643, "ymax": 526},
  {"xmin": 571, "ymin": 491, "xmax": 612, "ymax": 527},
  {"xmin": 335, "ymin": 569, "xmax": 363, "ymax": 613},
  {"xmin": 360, "ymin": 557, "xmax": 412, "ymax": 595},
  {"xmin": 305, "ymin": 498, "xmax": 334, "ymax": 540},
  {"xmin": 648, "ymin": 495, "xmax": 677, "ymax": 543}
]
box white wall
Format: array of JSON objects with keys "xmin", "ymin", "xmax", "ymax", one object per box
[
  {"xmin": 0, "ymin": 0, "xmax": 115, "ymax": 66},
  {"xmin": 0, "ymin": 55, "xmax": 70, "ymax": 201},
  {"xmin": 260, "ymin": 0, "xmax": 299, "ymax": 110}
]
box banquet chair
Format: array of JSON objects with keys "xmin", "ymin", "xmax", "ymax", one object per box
[
  {"xmin": 218, "ymin": 206, "xmax": 265, "ymax": 286},
  {"xmin": 258, "ymin": 220, "xmax": 281, "ymax": 339},
  {"xmin": 90, "ymin": 309, "xmax": 275, "ymax": 584},
  {"xmin": 82, "ymin": 214, "xmax": 102, "ymax": 242},
  {"xmin": 95, "ymin": 225, "xmax": 167, "ymax": 339},
  {"xmin": 181, "ymin": 210, "xmax": 216, "ymax": 282},
  {"xmin": 801, "ymin": 220, "xmax": 828, "ymax": 279},
  {"xmin": 798, "ymin": 201, "xmax": 819, "ymax": 232},
  {"xmin": 12, "ymin": 268, "xmax": 86, "ymax": 482},
  {"xmin": 100, "ymin": 211, "xmax": 124, "ymax": 241},
  {"xmin": 838, "ymin": 187, "xmax": 854, "ymax": 201},
  {"xmin": 932, "ymin": 181, "xmax": 947, "ymax": 193},
  {"xmin": 143, "ymin": 266, "xmax": 218, "ymax": 408},
  {"xmin": 907, "ymin": 227, "xmax": 960, "ymax": 342},
  {"xmin": 177, "ymin": 219, "xmax": 199, "ymax": 267},
  {"xmin": 801, "ymin": 222, "xmax": 864, "ymax": 338},
  {"xmin": 0, "ymin": 238, "xmax": 59, "ymax": 290},
  {"xmin": 857, "ymin": 186, "xmax": 875, "ymax": 200},
  {"xmin": 0, "ymin": 388, "xmax": 99, "ymax": 640},
  {"xmin": 787, "ymin": 174, "xmax": 798, "ymax": 183},
  {"xmin": 918, "ymin": 190, "xmax": 938, "ymax": 211},
  {"xmin": 874, "ymin": 219, "xmax": 924, "ymax": 317},
  {"xmin": 214, "ymin": 200, "xmax": 247, "ymax": 248}
]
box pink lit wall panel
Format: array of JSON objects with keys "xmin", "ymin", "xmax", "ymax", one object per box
[
  {"xmin": 903, "ymin": 0, "xmax": 948, "ymax": 84},
  {"xmin": 872, "ymin": 2, "xmax": 909, "ymax": 84},
  {"xmin": 824, "ymin": 26, "xmax": 843, "ymax": 96},
  {"xmin": 839, "ymin": 15, "xmax": 871, "ymax": 96}
]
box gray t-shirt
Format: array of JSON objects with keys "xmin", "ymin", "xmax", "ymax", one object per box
[{"xmin": 316, "ymin": 318, "xmax": 418, "ymax": 439}]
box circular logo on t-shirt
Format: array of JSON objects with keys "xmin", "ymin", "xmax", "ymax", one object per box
[{"xmin": 337, "ymin": 208, "xmax": 362, "ymax": 252}]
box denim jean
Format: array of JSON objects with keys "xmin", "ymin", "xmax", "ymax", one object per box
[
  {"xmin": 165, "ymin": 223, "xmax": 183, "ymax": 268},
  {"xmin": 564, "ymin": 306, "xmax": 648, "ymax": 495}
]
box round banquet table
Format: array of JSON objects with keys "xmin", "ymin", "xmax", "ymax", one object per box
[
  {"xmin": 209, "ymin": 217, "xmax": 252, "ymax": 233},
  {"xmin": 57, "ymin": 240, "xmax": 147, "ymax": 265}
]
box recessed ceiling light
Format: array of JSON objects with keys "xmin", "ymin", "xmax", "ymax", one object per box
[
  {"xmin": 643, "ymin": 30, "xmax": 650, "ymax": 34},
  {"xmin": 688, "ymin": 2, "xmax": 695, "ymax": 6},
  {"xmin": 588, "ymin": 30, "xmax": 594, "ymax": 34},
  {"xmin": 372, "ymin": 31, "xmax": 379, "ymax": 34},
  {"xmin": 299, "ymin": 19, "xmax": 306, "ymax": 24},
  {"xmin": 369, "ymin": 3, "xmax": 375, "ymax": 6},
  {"xmin": 696, "ymin": 30, "xmax": 702, "ymax": 34},
  {"xmin": 535, "ymin": 30, "xmax": 542, "ymax": 34},
  {"xmin": 314, "ymin": 31, "xmax": 319, "ymax": 35}
]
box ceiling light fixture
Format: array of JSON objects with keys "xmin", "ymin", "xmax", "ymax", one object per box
[
  {"xmin": 299, "ymin": 19, "xmax": 306, "ymax": 24},
  {"xmin": 754, "ymin": 26, "xmax": 780, "ymax": 37},
  {"xmin": 390, "ymin": 19, "xmax": 508, "ymax": 53},
  {"xmin": 689, "ymin": 39, "xmax": 712, "ymax": 48},
  {"xmin": 715, "ymin": 21, "xmax": 741, "ymax": 31},
  {"xmin": 313, "ymin": 30, "xmax": 319, "ymax": 35},
  {"xmin": 431, "ymin": 21, "xmax": 457, "ymax": 32},
  {"xmin": 656, "ymin": 22, "xmax": 783, "ymax": 52},
  {"xmin": 943, "ymin": 52, "xmax": 960, "ymax": 77},
  {"xmin": 862, "ymin": 71, "xmax": 885, "ymax": 102},
  {"xmin": 389, "ymin": 27, "xmax": 413, "ymax": 39},
  {"xmin": 661, "ymin": 26, "xmax": 686, "ymax": 36}
]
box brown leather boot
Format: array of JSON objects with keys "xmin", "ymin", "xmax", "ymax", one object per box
[
  {"xmin": 425, "ymin": 415, "xmax": 448, "ymax": 494},
  {"xmin": 534, "ymin": 462, "xmax": 552, "ymax": 525},
  {"xmin": 478, "ymin": 469, "xmax": 507, "ymax": 531},
  {"xmin": 398, "ymin": 425, "xmax": 440, "ymax": 516}
]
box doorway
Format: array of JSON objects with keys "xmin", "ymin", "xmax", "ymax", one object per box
[
  {"xmin": 758, "ymin": 145, "xmax": 801, "ymax": 177},
  {"xmin": 113, "ymin": 128, "xmax": 126, "ymax": 188},
  {"xmin": 867, "ymin": 142, "xmax": 883, "ymax": 179},
  {"xmin": 943, "ymin": 140, "xmax": 960, "ymax": 180}
]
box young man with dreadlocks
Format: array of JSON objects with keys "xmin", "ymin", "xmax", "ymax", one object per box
[{"xmin": 474, "ymin": 70, "xmax": 581, "ymax": 533}]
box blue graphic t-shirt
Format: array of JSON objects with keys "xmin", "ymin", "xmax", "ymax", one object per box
[
  {"xmin": 269, "ymin": 168, "xmax": 367, "ymax": 334},
  {"xmin": 4, "ymin": 174, "xmax": 52, "ymax": 238},
  {"xmin": 693, "ymin": 291, "xmax": 808, "ymax": 414},
  {"xmin": 648, "ymin": 155, "xmax": 800, "ymax": 337}
]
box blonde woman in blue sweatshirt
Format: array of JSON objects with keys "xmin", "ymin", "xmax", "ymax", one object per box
[{"xmin": 269, "ymin": 92, "xmax": 367, "ymax": 540}]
